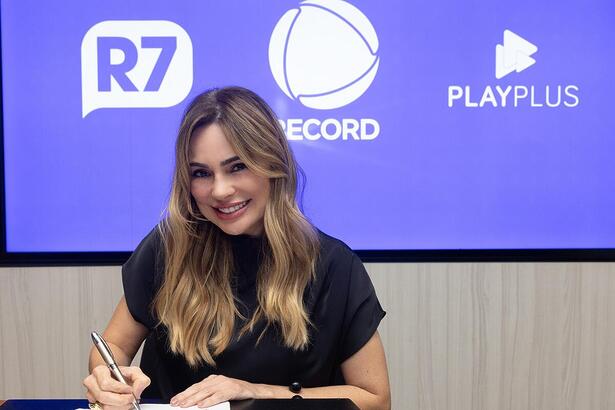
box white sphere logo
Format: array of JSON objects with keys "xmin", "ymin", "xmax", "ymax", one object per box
[{"xmin": 269, "ymin": 0, "xmax": 379, "ymax": 110}]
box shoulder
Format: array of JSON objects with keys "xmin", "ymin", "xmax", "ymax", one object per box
[
  {"xmin": 123, "ymin": 226, "xmax": 164, "ymax": 270},
  {"xmin": 122, "ymin": 225, "xmax": 165, "ymax": 329},
  {"xmin": 316, "ymin": 229, "xmax": 357, "ymax": 266},
  {"xmin": 134, "ymin": 225, "xmax": 164, "ymax": 255},
  {"xmin": 311, "ymin": 229, "xmax": 364, "ymax": 295},
  {"xmin": 308, "ymin": 230, "xmax": 385, "ymax": 361}
]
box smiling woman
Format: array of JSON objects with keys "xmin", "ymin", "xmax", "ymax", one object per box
[
  {"xmin": 189, "ymin": 124, "xmax": 270, "ymax": 237},
  {"xmin": 82, "ymin": 87, "xmax": 390, "ymax": 410}
]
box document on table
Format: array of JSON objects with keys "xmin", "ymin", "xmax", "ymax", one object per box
[{"xmin": 77, "ymin": 403, "xmax": 230, "ymax": 410}]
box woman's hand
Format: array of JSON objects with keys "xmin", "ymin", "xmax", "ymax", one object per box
[
  {"xmin": 83, "ymin": 364, "xmax": 151, "ymax": 409},
  {"xmin": 170, "ymin": 375, "xmax": 263, "ymax": 408}
]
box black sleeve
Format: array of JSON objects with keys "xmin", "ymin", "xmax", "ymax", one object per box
[
  {"xmin": 121, "ymin": 227, "xmax": 164, "ymax": 330},
  {"xmin": 338, "ymin": 251, "xmax": 386, "ymax": 363}
]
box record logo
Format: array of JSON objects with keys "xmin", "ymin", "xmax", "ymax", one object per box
[{"xmin": 269, "ymin": 0, "xmax": 379, "ymax": 110}]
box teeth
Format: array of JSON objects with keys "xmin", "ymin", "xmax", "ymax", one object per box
[{"xmin": 218, "ymin": 201, "xmax": 248, "ymax": 214}]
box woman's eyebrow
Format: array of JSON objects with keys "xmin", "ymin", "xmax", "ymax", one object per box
[
  {"xmin": 189, "ymin": 156, "xmax": 240, "ymax": 168},
  {"xmin": 189, "ymin": 161, "xmax": 208, "ymax": 168},
  {"xmin": 220, "ymin": 156, "xmax": 240, "ymax": 166}
]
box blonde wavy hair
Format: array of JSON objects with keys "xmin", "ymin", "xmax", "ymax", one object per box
[{"xmin": 153, "ymin": 87, "xmax": 320, "ymax": 367}]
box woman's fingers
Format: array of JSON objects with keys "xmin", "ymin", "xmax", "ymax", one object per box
[
  {"xmin": 92, "ymin": 366, "xmax": 133, "ymax": 394},
  {"xmin": 87, "ymin": 381, "xmax": 136, "ymax": 407},
  {"xmin": 198, "ymin": 392, "xmax": 229, "ymax": 408},
  {"xmin": 119, "ymin": 366, "xmax": 151, "ymax": 398},
  {"xmin": 83, "ymin": 365, "xmax": 141, "ymax": 407},
  {"xmin": 171, "ymin": 374, "xmax": 219, "ymax": 406},
  {"xmin": 170, "ymin": 383, "xmax": 200, "ymax": 405},
  {"xmin": 171, "ymin": 375, "xmax": 253, "ymax": 408},
  {"xmin": 180, "ymin": 387, "xmax": 216, "ymax": 408},
  {"xmin": 85, "ymin": 383, "xmax": 133, "ymax": 410}
]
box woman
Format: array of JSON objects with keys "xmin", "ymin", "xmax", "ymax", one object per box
[{"xmin": 83, "ymin": 87, "xmax": 390, "ymax": 409}]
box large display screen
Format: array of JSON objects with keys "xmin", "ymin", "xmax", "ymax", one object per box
[{"xmin": 2, "ymin": 0, "xmax": 614, "ymax": 255}]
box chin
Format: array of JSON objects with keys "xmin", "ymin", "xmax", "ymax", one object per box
[{"xmin": 215, "ymin": 223, "xmax": 248, "ymax": 236}]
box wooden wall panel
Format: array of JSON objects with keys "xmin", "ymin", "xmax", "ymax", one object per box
[
  {"xmin": 367, "ymin": 262, "xmax": 615, "ymax": 410},
  {"xmin": 2, "ymin": 262, "xmax": 615, "ymax": 410},
  {"xmin": 0, "ymin": 267, "xmax": 123, "ymax": 398}
]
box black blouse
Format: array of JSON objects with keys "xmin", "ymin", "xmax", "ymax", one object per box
[{"xmin": 122, "ymin": 227, "xmax": 385, "ymax": 400}]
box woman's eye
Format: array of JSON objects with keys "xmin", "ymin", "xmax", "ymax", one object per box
[
  {"xmin": 192, "ymin": 169, "xmax": 211, "ymax": 178},
  {"xmin": 231, "ymin": 163, "xmax": 247, "ymax": 173}
]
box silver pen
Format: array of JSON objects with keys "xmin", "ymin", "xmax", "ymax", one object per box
[{"xmin": 91, "ymin": 331, "xmax": 142, "ymax": 410}]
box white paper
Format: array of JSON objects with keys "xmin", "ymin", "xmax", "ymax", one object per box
[{"xmin": 77, "ymin": 402, "xmax": 230, "ymax": 410}]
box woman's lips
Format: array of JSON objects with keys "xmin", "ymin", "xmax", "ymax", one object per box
[{"xmin": 213, "ymin": 200, "xmax": 250, "ymax": 220}]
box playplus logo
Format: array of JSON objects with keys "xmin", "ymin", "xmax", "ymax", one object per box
[{"xmin": 448, "ymin": 30, "xmax": 580, "ymax": 109}]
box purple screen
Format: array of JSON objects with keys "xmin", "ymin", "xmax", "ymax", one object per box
[{"xmin": 2, "ymin": 0, "xmax": 614, "ymax": 251}]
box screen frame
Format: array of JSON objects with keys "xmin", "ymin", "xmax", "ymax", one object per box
[
  {"xmin": 1, "ymin": 8, "xmax": 615, "ymax": 266},
  {"xmin": 2, "ymin": 249, "xmax": 615, "ymax": 267}
]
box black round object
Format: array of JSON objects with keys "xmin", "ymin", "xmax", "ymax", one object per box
[{"xmin": 290, "ymin": 382, "xmax": 302, "ymax": 394}]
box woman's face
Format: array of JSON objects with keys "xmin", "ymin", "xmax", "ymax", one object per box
[{"xmin": 189, "ymin": 123, "xmax": 270, "ymax": 237}]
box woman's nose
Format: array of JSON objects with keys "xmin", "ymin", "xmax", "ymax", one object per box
[{"xmin": 211, "ymin": 175, "xmax": 235, "ymax": 200}]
